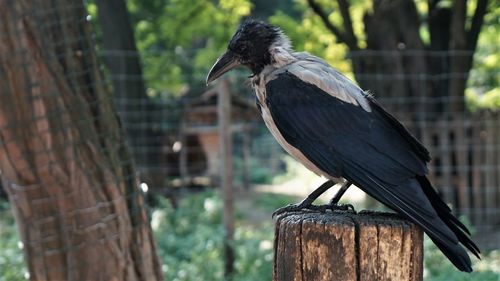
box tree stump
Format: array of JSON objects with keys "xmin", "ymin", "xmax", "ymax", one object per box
[{"xmin": 273, "ymin": 210, "xmax": 423, "ymax": 281}]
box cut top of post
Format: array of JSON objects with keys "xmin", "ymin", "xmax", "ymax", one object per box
[{"xmin": 273, "ymin": 210, "xmax": 423, "ymax": 281}]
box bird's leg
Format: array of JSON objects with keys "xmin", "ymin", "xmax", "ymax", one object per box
[
  {"xmin": 328, "ymin": 180, "xmax": 354, "ymax": 211},
  {"xmin": 272, "ymin": 180, "xmax": 335, "ymax": 218}
]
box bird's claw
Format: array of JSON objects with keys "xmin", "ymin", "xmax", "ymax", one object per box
[
  {"xmin": 272, "ymin": 203, "xmax": 306, "ymax": 218},
  {"xmin": 329, "ymin": 203, "xmax": 356, "ymax": 212},
  {"xmin": 272, "ymin": 203, "xmax": 356, "ymax": 218},
  {"xmin": 272, "ymin": 202, "xmax": 328, "ymax": 218}
]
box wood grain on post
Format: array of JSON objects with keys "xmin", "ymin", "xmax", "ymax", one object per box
[{"xmin": 274, "ymin": 210, "xmax": 423, "ymax": 281}]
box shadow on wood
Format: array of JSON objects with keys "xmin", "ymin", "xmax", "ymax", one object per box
[{"xmin": 273, "ymin": 210, "xmax": 423, "ymax": 281}]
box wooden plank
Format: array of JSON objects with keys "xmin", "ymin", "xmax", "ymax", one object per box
[
  {"xmin": 274, "ymin": 211, "xmax": 423, "ymax": 281},
  {"xmin": 242, "ymin": 128, "xmax": 251, "ymax": 189},
  {"xmin": 484, "ymin": 114, "xmax": 496, "ymax": 228},
  {"xmin": 218, "ymin": 78, "xmax": 235, "ymax": 278},
  {"xmin": 439, "ymin": 119, "xmax": 453, "ymax": 205},
  {"xmin": 454, "ymin": 116, "xmax": 469, "ymax": 217},
  {"xmin": 179, "ymin": 121, "xmax": 188, "ymax": 189},
  {"xmin": 471, "ymin": 115, "xmax": 484, "ymax": 225},
  {"xmin": 424, "ymin": 122, "xmax": 437, "ymax": 183},
  {"xmin": 184, "ymin": 123, "xmax": 252, "ymax": 134}
]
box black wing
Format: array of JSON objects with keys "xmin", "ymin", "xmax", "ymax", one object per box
[{"xmin": 265, "ymin": 71, "xmax": 479, "ymax": 271}]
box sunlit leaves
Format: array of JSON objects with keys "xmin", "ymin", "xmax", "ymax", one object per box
[
  {"xmin": 126, "ymin": 0, "xmax": 251, "ymax": 96},
  {"xmin": 467, "ymin": 2, "xmax": 500, "ymax": 110},
  {"xmin": 269, "ymin": 1, "xmax": 353, "ymax": 77}
]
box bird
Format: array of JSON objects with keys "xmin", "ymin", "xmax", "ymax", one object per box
[{"xmin": 206, "ymin": 19, "xmax": 480, "ymax": 272}]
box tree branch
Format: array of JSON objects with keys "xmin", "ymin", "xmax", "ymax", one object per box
[
  {"xmin": 306, "ymin": 0, "xmax": 356, "ymax": 50},
  {"xmin": 427, "ymin": 0, "xmax": 438, "ymax": 30},
  {"xmin": 467, "ymin": 0, "xmax": 489, "ymax": 50},
  {"xmin": 427, "ymin": 0, "xmax": 438, "ymax": 12},
  {"xmin": 337, "ymin": 0, "xmax": 358, "ymax": 49}
]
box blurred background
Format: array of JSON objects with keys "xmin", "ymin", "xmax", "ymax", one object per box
[{"xmin": 0, "ymin": 0, "xmax": 499, "ymax": 280}]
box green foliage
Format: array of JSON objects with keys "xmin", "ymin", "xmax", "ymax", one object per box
[
  {"xmin": 424, "ymin": 239, "xmax": 499, "ymax": 281},
  {"xmin": 125, "ymin": 0, "xmax": 252, "ymax": 96},
  {"xmin": 268, "ymin": 2, "xmax": 354, "ymax": 77},
  {"xmin": 152, "ymin": 193, "xmax": 225, "ymax": 280},
  {"xmin": 424, "ymin": 216, "xmax": 499, "ymax": 280},
  {"xmin": 467, "ymin": 3, "xmax": 500, "ymax": 111},
  {"xmin": 0, "ymin": 203, "xmax": 26, "ymax": 281},
  {"xmin": 151, "ymin": 191, "xmax": 274, "ymax": 280},
  {"xmin": 247, "ymin": 162, "xmax": 274, "ymax": 184},
  {"xmin": 232, "ymin": 156, "xmax": 274, "ymax": 185},
  {"xmin": 466, "ymin": 88, "xmax": 500, "ymax": 112},
  {"xmin": 233, "ymin": 225, "xmax": 274, "ymax": 281}
]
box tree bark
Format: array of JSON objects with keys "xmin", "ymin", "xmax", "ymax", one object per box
[
  {"xmin": 95, "ymin": 0, "xmax": 167, "ymax": 191},
  {"xmin": 447, "ymin": 0, "xmax": 468, "ymax": 113},
  {"xmin": 0, "ymin": 1, "xmax": 163, "ymax": 280},
  {"xmin": 274, "ymin": 211, "xmax": 423, "ymax": 281}
]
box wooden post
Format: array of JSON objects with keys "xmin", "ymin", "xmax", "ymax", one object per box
[
  {"xmin": 274, "ymin": 210, "xmax": 423, "ymax": 281},
  {"xmin": 218, "ymin": 79, "xmax": 234, "ymax": 279},
  {"xmin": 242, "ymin": 127, "xmax": 251, "ymax": 190},
  {"xmin": 454, "ymin": 116, "xmax": 468, "ymax": 217},
  {"xmin": 179, "ymin": 120, "xmax": 189, "ymax": 189},
  {"xmin": 439, "ymin": 119, "xmax": 453, "ymax": 205}
]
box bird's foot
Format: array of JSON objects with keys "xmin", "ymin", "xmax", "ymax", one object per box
[
  {"xmin": 272, "ymin": 201, "xmax": 329, "ymax": 218},
  {"xmin": 272, "ymin": 202, "xmax": 356, "ymax": 218},
  {"xmin": 329, "ymin": 203, "xmax": 356, "ymax": 212}
]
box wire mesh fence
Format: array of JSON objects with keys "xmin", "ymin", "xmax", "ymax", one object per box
[
  {"xmin": 0, "ymin": 0, "xmax": 499, "ymax": 279},
  {"xmin": 349, "ymin": 49, "xmax": 500, "ymax": 251},
  {"xmin": 101, "ymin": 48, "xmax": 500, "ymax": 250}
]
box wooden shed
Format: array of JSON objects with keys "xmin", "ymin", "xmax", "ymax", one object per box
[{"xmin": 178, "ymin": 87, "xmax": 259, "ymax": 187}]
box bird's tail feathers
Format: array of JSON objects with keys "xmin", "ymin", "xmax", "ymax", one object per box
[
  {"xmin": 416, "ymin": 176, "xmax": 481, "ymax": 259},
  {"xmin": 430, "ymin": 236, "xmax": 473, "ymax": 272},
  {"xmin": 344, "ymin": 165, "xmax": 478, "ymax": 272}
]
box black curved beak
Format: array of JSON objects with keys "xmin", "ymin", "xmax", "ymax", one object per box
[{"xmin": 206, "ymin": 50, "xmax": 240, "ymax": 85}]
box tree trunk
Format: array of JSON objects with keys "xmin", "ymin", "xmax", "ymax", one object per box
[
  {"xmin": 358, "ymin": 0, "xmax": 434, "ymax": 119},
  {"xmin": 95, "ymin": 0, "xmax": 167, "ymax": 191},
  {"xmin": 274, "ymin": 211, "xmax": 423, "ymax": 281},
  {"xmin": 0, "ymin": 1, "xmax": 163, "ymax": 280}
]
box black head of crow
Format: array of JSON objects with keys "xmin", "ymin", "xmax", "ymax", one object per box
[
  {"xmin": 207, "ymin": 20, "xmax": 288, "ymax": 82},
  {"xmin": 207, "ymin": 19, "xmax": 480, "ymax": 272}
]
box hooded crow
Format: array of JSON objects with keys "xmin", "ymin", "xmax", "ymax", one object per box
[{"xmin": 206, "ymin": 19, "xmax": 480, "ymax": 272}]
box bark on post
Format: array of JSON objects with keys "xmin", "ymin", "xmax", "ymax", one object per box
[{"xmin": 274, "ymin": 211, "xmax": 423, "ymax": 281}]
